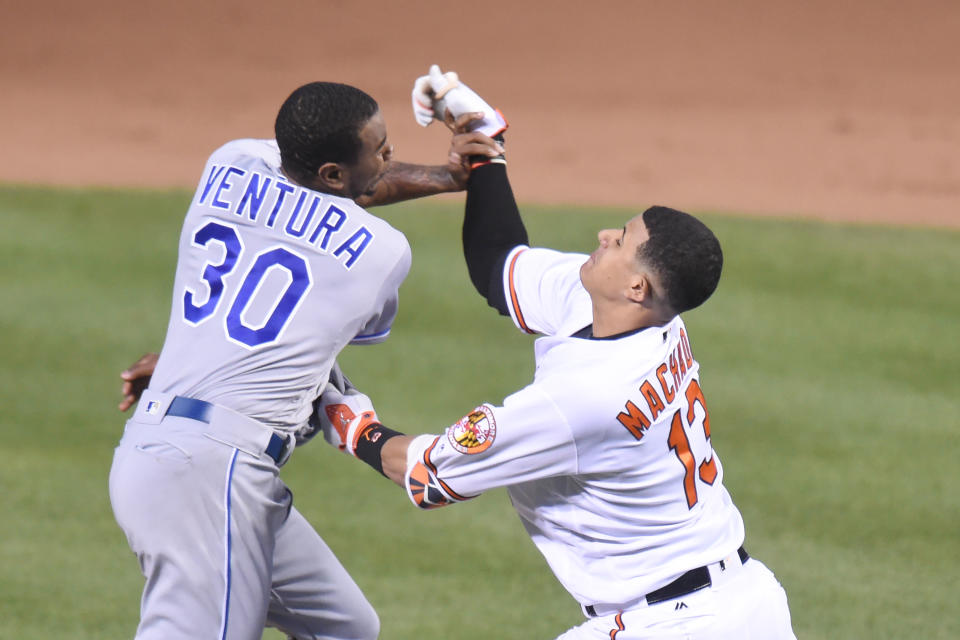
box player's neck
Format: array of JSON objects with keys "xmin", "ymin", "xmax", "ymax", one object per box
[
  {"xmin": 591, "ymin": 309, "xmax": 647, "ymax": 338},
  {"xmin": 591, "ymin": 303, "xmax": 672, "ymax": 338}
]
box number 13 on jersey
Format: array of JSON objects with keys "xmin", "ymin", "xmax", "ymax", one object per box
[
  {"xmin": 182, "ymin": 221, "xmax": 313, "ymax": 348},
  {"xmin": 667, "ymin": 379, "xmax": 718, "ymax": 509},
  {"xmin": 618, "ymin": 376, "xmax": 718, "ymax": 509}
]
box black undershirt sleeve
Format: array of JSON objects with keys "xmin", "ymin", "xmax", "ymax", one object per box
[{"xmin": 462, "ymin": 163, "xmax": 529, "ymax": 315}]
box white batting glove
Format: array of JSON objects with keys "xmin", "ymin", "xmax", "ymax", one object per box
[
  {"xmin": 316, "ymin": 385, "xmax": 380, "ymax": 456},
  {"xmin": 412, "ymin": 66, "xmax": 458, "ymax": 127},
  {"xmin": 411, "ymin": 64, "xmax": 508, "ymax": 138}
]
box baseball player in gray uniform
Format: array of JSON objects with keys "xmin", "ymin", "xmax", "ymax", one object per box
[
  {"xmin": 109, "ymin": 81, "xmax": 503, "ymax": 639},
  {"xmin": 316, "ymin": 69, "xmax": 797, "ymax": 639}
]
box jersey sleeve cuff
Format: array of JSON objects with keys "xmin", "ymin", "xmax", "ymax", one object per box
[{"xmin": 350, "ymin": 328, "xmax": 391, "ymax": 345}]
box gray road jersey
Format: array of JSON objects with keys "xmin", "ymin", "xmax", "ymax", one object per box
[{"xmin": 149, "ymin": 139, "xmax": 411, "ymax": 433}]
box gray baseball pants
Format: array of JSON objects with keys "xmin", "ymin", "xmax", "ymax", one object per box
[{"xmin": 109, "ymin": 391, "xmax": 378, "ymax": 640}]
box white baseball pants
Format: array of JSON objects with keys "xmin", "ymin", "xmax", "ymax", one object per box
[{"xmin": 557, "ymin": 558, "xmax": 795, "ymax": 640}]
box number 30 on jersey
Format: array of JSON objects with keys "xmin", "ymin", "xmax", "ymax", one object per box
[{"xmin": 182, "ymin": 221, "xmax": 312, "ymax": 348}]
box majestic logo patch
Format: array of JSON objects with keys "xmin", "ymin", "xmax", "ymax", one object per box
[
  {"xmin": 145, "ymin": 401, "xmax": 160, "ymax": 415},
  {"xmin": 447, "ymin": 405, "xmax": 496, "ymax": 454}
]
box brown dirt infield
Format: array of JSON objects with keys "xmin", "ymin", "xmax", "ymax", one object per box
[{"xmin": 3, "ymin": 0, "xmax": 957, "ymax": 227}]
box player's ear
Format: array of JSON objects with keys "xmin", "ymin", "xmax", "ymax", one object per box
[
  {"xmin": 316, "ymin": 162, "xmax": 346, "ymax": 193},
  {"xmin": 626, "ymin": 273, "xmax": 648, "ymax": 304}
]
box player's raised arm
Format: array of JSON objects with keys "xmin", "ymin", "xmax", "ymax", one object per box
[
  {"xmin": 462, "ymin": 161, "xmax": 527, "ymax": 315},
  {"xmin": 355, "ymin": 129, "xmax": 504, "ymax": 208},
  {"xmin": 354, "ymin": 70, "xmax": 507, "ymax": 209},
  {"xmin": 409, "ymin": 65, "xmax": 529, "ymax": 314}
]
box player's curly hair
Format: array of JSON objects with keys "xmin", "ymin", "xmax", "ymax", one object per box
[
  {"xmin": 275, "ymin": 82, "xmax": 379, "ymax": 180},
  {"xmin": 636, "ymin": 206, "xmax": 723, "ymax": 314}
]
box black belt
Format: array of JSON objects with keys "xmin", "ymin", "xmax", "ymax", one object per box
[
  {"xmin": 166, "ymin": 396, "xmax": 289, "ymax": 464},
  {"xmin": 585, "ymin": 546, "xmax": 749, "ymax": 616}
]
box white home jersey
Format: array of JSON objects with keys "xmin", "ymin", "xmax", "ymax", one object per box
[
  {"xmin": 404, "ymin": 246, "xmax": 745, "ymax": 608},
  {"xmin": 149, "ymin": 139, "xmax": 411, "ymax": 433}
]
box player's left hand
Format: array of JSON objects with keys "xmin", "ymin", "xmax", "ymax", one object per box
[{"xmin": 119, "ymin": 352, "xmax": 158, "ymax": 411}]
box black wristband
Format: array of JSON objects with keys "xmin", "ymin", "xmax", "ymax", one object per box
[{"xmin": 353, "ymin": 422, "xmax": 404, "ymax": 477}]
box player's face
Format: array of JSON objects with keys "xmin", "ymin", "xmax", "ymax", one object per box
[
  {"xmin": 579, "ymin": 215, "xmax": 650, "ymax": 303},
  {"xmin": 343, "ymin": 110, "xmax": 394, "ymax": 200}
]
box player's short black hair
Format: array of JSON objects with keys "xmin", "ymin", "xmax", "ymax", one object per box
[
  {"xmin": 636, "ymin": 206, "xmax": 723, "ymax": 314},
  {"xmin": 274, "ymin": 82, "xmax": 379, "ymax": 179}
]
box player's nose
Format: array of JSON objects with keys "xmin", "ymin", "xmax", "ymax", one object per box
[{"xmin": 597, "ymin": 228, "xmax": 615, "ymax": 246}]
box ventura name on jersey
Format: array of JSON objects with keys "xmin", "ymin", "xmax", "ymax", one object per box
[{"xmin": 197, "ymin": 163, "xmax": 374, "ymax": 269}]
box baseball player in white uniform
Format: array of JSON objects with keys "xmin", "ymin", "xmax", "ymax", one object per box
[
  {"xmin": 109, "ymin": 81, "xmax": 504, "ymax": 639},
  {"xmin": 315, "ymin": 68, "xmax": 797, "ymax": 639}
]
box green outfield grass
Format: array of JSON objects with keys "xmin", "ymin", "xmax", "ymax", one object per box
[{"xmin": 0, "ymin": 185, "xmax": 956, "ymax": 639}]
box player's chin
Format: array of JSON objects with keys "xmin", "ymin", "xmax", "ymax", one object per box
[{"xmin": 579, "ymin": 259, "xmax": 591, "ymax": 281}]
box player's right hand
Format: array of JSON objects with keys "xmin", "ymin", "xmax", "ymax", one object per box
[
  {"xmin": 118, "ymin": 352, "xmax": 158, "ymax": 411},
  {"xmin": 445, "ymin": 113, "xmax": 507, "ymax": 186},
  {"xmin": 411, "ymin": 64, "xmax": 508, "ymax": 138},
  {"xmin": 315, "ymin": 386, "xmax": 380, "ymax": 456}
]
